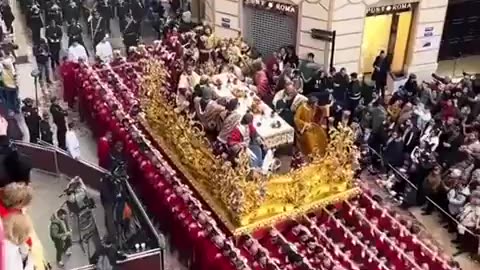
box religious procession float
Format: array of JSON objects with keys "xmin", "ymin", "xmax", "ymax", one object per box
[{"xmin": 70, "ymin": 33, "xmax": 459, "ymax": 270}]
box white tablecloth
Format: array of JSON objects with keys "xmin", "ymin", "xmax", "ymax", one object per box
[{"xmin": 211, "ymin": 73, "xmax": 294, "ymax": 148}]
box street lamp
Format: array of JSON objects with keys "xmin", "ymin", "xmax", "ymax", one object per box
[{"xmin": 30, "ymin": 69, "xmax": 40, "ymax": 107}]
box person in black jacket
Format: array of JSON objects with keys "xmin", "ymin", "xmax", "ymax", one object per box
[
  {"xmin": 45, "ymin": 19, "xmax": 62, "ymax": 71},
  {"xmin": 6, "ymin": 110, "xmax": 23, "ymax": 141},
  {"xmin": 21, "ymin": 98, "xmax": 41, "ymax": 143},
  {"xmin": 40, "ymin": 111, "xmax": 53, "ymax": 144},
  {"xmin": 33, "ymin": 38, "xmax": 52, "ymax": 84},
  {"xmin": 67, "ymin": 19, "xmax": 84, "ymax": 47},
  {"xmin": 46, "ymin": 0, "xmax": 62, "ymax": 26},
  {"xmin": 91, "ymin": 11, "xmax": 106, "ymax": 48},
  {"xmin": 285, "ymin": 45, "xmax": 299, "ymax": 68},
  {"xmin": 130, "ymin": 0, "xmax": 144, "ymax": 23},
  {"xmin": 348, "ymin": 72, "xmax": 361, "ymax": 115},
  {"xmin": 115, "ymin": 0, "xmax": 129, "ymax": 32},
  {"xmin": 97, "ymin": 0, "xmax": 112, "ymax": 33},
  {"xmin": 28, "ymin": 4, "xmax": 43, "ymax": 44},
  {"xmin": 49, "ymin": 97, "xmax": 68, "ymax": 149},
  {"xmin": 383, "ymin": 130, "xmax": 405, "ymax": 169},
  {"xmin": 122, "ymin": 15, "xmax": 140, "ymax": 51},
  {"xmin": 64, "ymin": 0, "xmax": 80, "ymax": 23},
  {"xmin": 0, "ymin": 2, "xmax": 14, "ymax": 34},
  {"xmin": 372, "ymin": 51, "xmax": 390, "ymax": 98},
  {"xmin": 0, "ymin": 116, "xmax": 32, "ymax": 189},
  {"xmin": 89, "ymin": 237, "xmax": 126, "ymax": 269}
]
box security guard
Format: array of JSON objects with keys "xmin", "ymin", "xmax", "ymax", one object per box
[
  {"xmin": 45, "ymin": 19, "xmax": 62, "ymax": 70},
  {"xmin": 122, "ymin": 15, "xmax": 139, "ymax": 52},
  {"xmin": 21, "ymin": 98, "xmax": 41, "ymax": 143},
  {"xmin": 64, "ymin": 0, "xmax": 80, "ymax": 23},
  {"xmin": 97, "ymin": 0, "xmax": 112, "ymax": 33},
  {"xmin": 50, "ymin": 97, "xmax": 68, "ymax": 150},
  {"xmin": 40, "ymin": 111, "xmax": 53, "ymax": 144},
  {"xmin": 129, "ymin": 0, "xmax": 144, "ymax": 23},
  {"xmin": 28, "ymin": 4, "xmax": 43, "ymax": 44},
  {"xmin": 46, "ymin": 0, "xmax": 62, "ymax": 25},
  {"xmin": 116, "ymin": 0, "xmax": 128, "ymax": 32},
  {"xmin": 67, "ymin": 18, "xmax": 84, "ymax": 46}
]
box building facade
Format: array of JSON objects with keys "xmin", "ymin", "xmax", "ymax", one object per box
[{"xmin": 200, "ymin": 0, "xmax": 448, "ymax": 79}]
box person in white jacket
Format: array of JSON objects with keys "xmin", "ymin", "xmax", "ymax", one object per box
[
  {"xmin": 95, "ymin": 35, "xmax": 113, "ymax": 63},
  {"xmin": 3, "ymin": 213, "xmax": 34, "ymax": 270},
  {"xmin": 67, "ymin": 41, "xmax": 88, "ymax": 63},
  {"xmin": 65, "ymin": 122, "xmax": 80, "ymax": 159}
]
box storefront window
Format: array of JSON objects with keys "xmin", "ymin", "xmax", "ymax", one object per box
[{"xmin": 361, "ymin": 3, "xmax": 415, "ymax": 75}]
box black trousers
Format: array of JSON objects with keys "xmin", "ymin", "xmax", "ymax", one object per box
[
  {"xmin": 57, "ymin": 128, "xmax": 66, "ymax": 150},
  {"xmin": 32, "ymin": 27, "xmax": 41, "ymax": 45},
  {"xmin": 48, "ymin": 42, "xmax": 61, "ymax": 70},
  {"xmin": 28, "ymin": 128, "xmax": 39, "ymax": 143},
  {"xmin": 376, "ymin": 80, "xmax": 386, "ymax": 98},
  {"xmin": 53, "ymin": 237, "xmax": 72, "ymax": 262}
]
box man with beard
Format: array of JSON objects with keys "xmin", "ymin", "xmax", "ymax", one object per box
[{"xmin": 21, "ymin": 98, "xmax": 41, "ymax": 143}]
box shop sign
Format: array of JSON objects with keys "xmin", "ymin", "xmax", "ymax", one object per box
[
  {"xmin": 423, "ymin": 26, "xmax": 434, "ymax": 37},
  {"xmin": 366, "ymin": 3, "xmax": 412, "ymax": 16},
  {"xmin": 243, "ymin": 0, "xmax": 297, "ymax": 15},
  {"xmin": 221, "ymin": 17, "xmax": 231, "ymax": 28}
]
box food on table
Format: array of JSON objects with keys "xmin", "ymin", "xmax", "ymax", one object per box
[
  {"xmin": 232, "ymin": 87, "xmax": 246, "ymax": 98},
  {"xmin": 251, "ymin": 102, "xmax": 264, "ymax": 115}
]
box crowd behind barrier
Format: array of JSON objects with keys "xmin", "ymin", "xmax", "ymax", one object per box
[
  {"xmin": 11, "ymin": 140, "xmax": 165, "ymax": 270},
  {"xmin": 368, "ymin": 145, "xmax": 480, "ymax": 255}
]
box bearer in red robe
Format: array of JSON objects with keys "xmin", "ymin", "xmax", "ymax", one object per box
[
  {"xmin": 60, "ymin": 56, "xmax": 78, "ymax": 108},
  {"xmin": 97, "ymin": 131, "xmax": 112, "ymax": 168}
]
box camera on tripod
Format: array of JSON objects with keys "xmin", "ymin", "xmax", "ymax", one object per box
[{"xmin": 60, "ymin": 176, "xmax": 96, "ymax": 214}]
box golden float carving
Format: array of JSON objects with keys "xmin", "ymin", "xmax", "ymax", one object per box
[{"xmin": 140, "ymin": 59, "xmax": 359, "ymax": 235}]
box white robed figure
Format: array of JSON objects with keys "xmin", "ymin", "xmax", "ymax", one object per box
[{"xmin": 67, "ymin": 41, "xmax": 88, "ymax": 62}]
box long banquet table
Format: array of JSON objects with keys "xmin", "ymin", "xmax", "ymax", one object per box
[{"xmin": 212, "ymin": 73, "xmax": 294, "ymax": 149}]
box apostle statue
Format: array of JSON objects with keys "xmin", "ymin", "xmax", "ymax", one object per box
[{"xmin": 294, "ymin": 96, "xmax": 328, "ymax": 157}]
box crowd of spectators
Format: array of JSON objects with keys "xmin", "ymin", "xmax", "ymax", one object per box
[{"xmin": 350, "ymin": 72, "xmax": 480, "ymax": 258}]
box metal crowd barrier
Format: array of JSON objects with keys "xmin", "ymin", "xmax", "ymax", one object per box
[
  {"xmin": 13, "ymin": 140, "xmax": 165, "ymax": 270},
  {"xmin": 368, "ymin": 146, "xmax": 480, "ymax": 255}
]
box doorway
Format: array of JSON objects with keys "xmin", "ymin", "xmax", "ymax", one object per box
[{"xmin": 361, "ymin": 8, "xmax": 414, "ymax": 74}]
